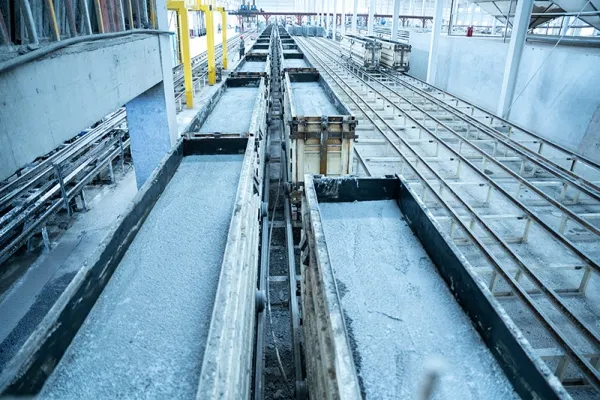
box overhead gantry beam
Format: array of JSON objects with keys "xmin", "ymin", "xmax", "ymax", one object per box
[
  {"xmin": 167, "ymin": 0, "xmax": 194, "ymax": 107},
  {"xmin": 167, "ymin": 1, "xmax": 227, "ymax": 105}
]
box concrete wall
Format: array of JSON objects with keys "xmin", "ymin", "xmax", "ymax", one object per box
[
  {"xmin": 0, "ymin": 34, "xmax": 166, "ymax": 181},
  {"xmin": 408, "ymin": 32, "xmax": 600, "ymax": 162}
]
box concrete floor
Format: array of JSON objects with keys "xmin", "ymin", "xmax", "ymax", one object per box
[{"xmin": 291, "ymin": 82, "xmax": 338, "ymax": 116}]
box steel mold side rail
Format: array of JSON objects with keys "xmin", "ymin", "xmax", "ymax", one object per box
[
  {"xmin": 231, "ymin": 52, "xmax": 272, "ymax": 79},
  {"xmin": 339, "ymin": 34, "xmax": 382, "ymax": 70},
  {"xmin": 0, "ymin": 136, "xmax": 247, "ymax": 396},
  {"xmin": 196, "ymin": 136, "xmax": 263, "ymax": 399},
  {"xmin": 282, "ymin": 70, "xmax": 357, "ymax": 182},
  {"xmin": 300, "ymin": 175, "xmax": 364, "ymax": 399},
  {"xmin": 303, "ymin": 175, "xmax": 569, "ymax": 400}
]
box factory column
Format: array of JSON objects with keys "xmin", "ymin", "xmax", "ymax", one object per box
[
  {"xmin": 341, "ymin": 0, "xmax": 345, "ymax": 36},
  {"xmin": 391, "ymin": 0, "xmax": 400, "ymax": 40},
  {"xmin": 497, "ymin": 0, "xmax": 534, "ymax": 118},
  {"xmin": 125, "ymin": 0, "xmax": 178, "ymax": 189},
  {"xmin": 426, "ymin": 0, "xmax": 443, "ymax": 85},
  {"xmin": 367, "ymin": 0, "xmax": 375, "ymax": 35},
  {"xmin": 321, "ymin": 0, "xmax": 325, "ymax": 25},
  {"xmin": 332, "ymin": 0, "xmax": 337, "ymax": 39},
  {"xmin": 352, "ymin": 0, "xmax": 358, "ymax": 33}
]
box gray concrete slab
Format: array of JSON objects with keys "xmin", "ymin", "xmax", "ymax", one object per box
[
  {"xmin": 320, "ymin": 200, "xmax": 518, "ymax": 400},
  {"xmin": 291, "ymin": 82, "xmax": 338, "ymax": 116},
  {"xmin": 283, "ymin": 58, "xmax": 309, "ymax": 69},
  {"xmin": 39, "ymin": 155, "xmax": 243, "ymax": 399},
  {"xmin": 199, "ymin": 87, "xmax": 258, "ymax": 133},
  {"xmin": 238, "ymin": 61, "xmax": 266, "ymax": 72}
]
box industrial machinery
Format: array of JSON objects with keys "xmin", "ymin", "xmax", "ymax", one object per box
[
  {"xmin": 366, "ymin": 35, "xmax": 411, "ymax": 71},
  {"xmin": 283, "ymin": 70, "xmax": 356, "ymax": 182},
  {"xmin": 339, "ymin": 34, "xmax": 382, "ymax": 70}
]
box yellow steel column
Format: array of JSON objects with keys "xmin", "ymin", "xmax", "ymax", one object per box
[
  {"xmin": 219, "ymin": 8, "xmax": 227, "ymax": 70},
  {"xmin": 169, "ymin": 0, "xmax": 194, "ymax": 107},
  {"xmin": 200, "ymin": 5, "xmax": 216, "ymax": 85}
]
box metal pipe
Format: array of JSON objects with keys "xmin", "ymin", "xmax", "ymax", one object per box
[{"xmin": 21, "ymin": 0, "xmax": 40, "ymax": 43}]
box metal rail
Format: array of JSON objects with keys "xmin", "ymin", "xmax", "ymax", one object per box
[
  {"xmin": 296, "ymin": 36, "xmax": 600, "ymax": 393},
  {"xmin": 382, "ymin": 70, "xmax": 600, "ymax": 193},
  {"xmin": 309, "ymin": 37, "xmax": 600, "ymax": 279}
]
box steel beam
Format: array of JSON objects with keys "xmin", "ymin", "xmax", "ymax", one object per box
[
  {"xmin": 367, "ymin": 0, "xmax": 375, "ymax": 35},
  {"xmin": 219, "ymin": 7, "xmax": 227, "ymax": 69},
  {"xmin": 426, "ymin": 0, "xmax": 443, "ymax": 84},
  {"xmin": 351, "ymin": 0, "xmax": 357, "ymax": 33},
  {"xmin": 391, "ymin": 0, "xmax": 400, "ymax": 40},
  {"xmin": 497, "ymin": 0, "xmax": 534, "ymax": 118}
]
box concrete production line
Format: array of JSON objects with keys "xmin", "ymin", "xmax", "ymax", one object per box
[{"xmin": 0, "ymin": 0, "xmax": 599, "ymax": 399}]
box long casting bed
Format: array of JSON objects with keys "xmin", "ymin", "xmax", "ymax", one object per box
[
  {"xmin": 301, "ymin": 175, "xmax": 569, "ymax": 400},
  {"xmin": 283, "ymin": 70, "xmax": 357, "ymax": 182},
  {"xmin": 187, "ymin": 75, "xmax": 268, "ymax": 137},
  {"xmin": 0, "ymin": 136, "xmax": 264, "ymax": 399}
]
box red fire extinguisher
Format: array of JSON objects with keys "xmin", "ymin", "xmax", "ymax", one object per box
[{"xmin": 466, "ymin": 26, "xmax": 474, "ymax": 37}]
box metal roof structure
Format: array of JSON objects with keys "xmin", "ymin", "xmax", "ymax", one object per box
[{"xmin": 474, "ymin": 0, "xmax": 600, "ymax": 30}]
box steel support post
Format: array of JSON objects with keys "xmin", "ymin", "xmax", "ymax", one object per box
[
  {"xmin": 340, "ymin": 0, "xmax": 345, "ymax": 35},
  {"xmin": 367, "ymin": 0, "xmax": 375, "ymax": 35},
  {"xmin": 426, "ymin": 0, "xmax": 444, "ymax": 85},
  {"xmin": 202, "ymin": 5, "xmax": 216, "ymax": 85},
  {"xmin": 170, "ymin": 1, "xmax": 194, "ymax": 106},
  {"xmin": 219, "ymin": 8, "xmax": 227, "ymax": 69},
  {"xmin": 352, "ymin": 0, "xmax": 358, "ymax": 32},
  {"xmin": 392, "ymin": 0, "xmax": 400, "ymax": 40},
  {"xmin": 332, "ymin": 0, "xmax": 337, "ymax": 39},
  {"xmin": 497, "ymin": 0, "xmax": 533, "ymax": 118}
]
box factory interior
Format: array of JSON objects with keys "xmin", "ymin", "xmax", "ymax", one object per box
[{"xmin": 0, "ymin": 0, "xmax": 599, "ymax": 398}]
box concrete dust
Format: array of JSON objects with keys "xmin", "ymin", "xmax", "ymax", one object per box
[
  {"xmin": 319, "ymin": 200, "xmax": 518, "ymax": 400},
  {"xmin": 283, "ymin": 59, "xmax": 309, "ymax": 69},
  {"xmin": 40, "ymin": 155, "xmax": 243, "ymax": 399},
  {"xmin": 291, "ymin": 82, "xmax": 338, "ymax": 116},
  {"xmin": 238, "ymin": 61, "xmax": 266, "ymax": 72},
  {"xmin": 199, "ymin": 87, "xmax": 258, "ymax": 133}
]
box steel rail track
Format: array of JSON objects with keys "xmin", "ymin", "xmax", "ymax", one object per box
[
  {"xmin": 348, "ymin": 31, "xmax": 600, "ymax": 184},
  {"xmin": 308, "ymin": 37, "xmax": 600, "ymax": 278},
  {"xmin": 296, "ymin": 36, "xmax": 600, "ymax": 393},
  {"xmin": 373, "ymin": 69, "xmax": 600, "ymax": 197},
  {"xmin": 393, "ymin": 72, "xmax": 600, "ymax": 180}
]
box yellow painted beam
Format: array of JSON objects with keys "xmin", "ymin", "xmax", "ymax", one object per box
[
  {"xmin": 218, "ymin": 7, "xmax": 227, "ymax": 70},
  {"xmin": 168, "ymin": 0, "xmax": 194, "ymax": 108},
  {"xmin": 199, "ymin": 5, "xmax": 216, "ymax": 85}
]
